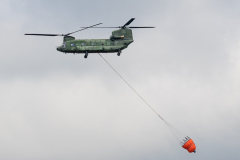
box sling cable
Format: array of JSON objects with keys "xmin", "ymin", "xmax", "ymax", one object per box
[{"xmin": 98, "ymin": 53, "xmax": 196, "ymax": 153}]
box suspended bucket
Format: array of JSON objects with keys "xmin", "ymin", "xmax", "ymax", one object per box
[{"xmin": 182, "ymin": 138, "xmax": 196, "ymax": 153}]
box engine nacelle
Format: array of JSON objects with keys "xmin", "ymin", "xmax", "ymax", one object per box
[{"xmin": 110, "ymin": 35, "xmax": 124, "ymax": 40}]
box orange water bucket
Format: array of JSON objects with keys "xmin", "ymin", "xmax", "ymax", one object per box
[{"xmin": 182, "ymin": 139, "xmax": 196, "ymax": 153}]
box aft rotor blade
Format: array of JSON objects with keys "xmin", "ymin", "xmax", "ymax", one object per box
[
  {"xmin": 128, "ymin": 27, "xmax": 155, "ymax": 28},
  {"xmin": 65, "ymin": 23, "xmax": 102, "ymax": 36},
  {"xmin": 122, "ymin": 18, "xmax": 135, "ymax": 28},
  {"xmin": 80, "ymin": 26, "xmax": 155, "ymax": 29},
  {"xmin": 25, "ymin": 34, "xmax": 64, "ymax": 36}
]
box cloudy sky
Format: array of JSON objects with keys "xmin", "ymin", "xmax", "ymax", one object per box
[{"xmin": 1, "ymin": 0, "xmax": 240, "ymax": 159}]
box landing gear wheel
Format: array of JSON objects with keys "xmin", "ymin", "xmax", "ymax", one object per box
[
  {"xmin": 117, "ymin": 50, "xmax": 121, "ymax": 56},
  {"xmin": 84, "ymin": 51, "xmax": 88, "ymax": 59}
]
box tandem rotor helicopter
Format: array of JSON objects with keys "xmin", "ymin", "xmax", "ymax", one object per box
[
  {"xmin": 25, "ymin": 19, "xmax": 198, "ymax": 153},
  {"xmin": 25, "ymin": 18, "xmax": 154, "ymax": 58}
]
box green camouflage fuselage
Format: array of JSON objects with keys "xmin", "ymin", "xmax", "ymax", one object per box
[{"xmin": 57, "ymin": 28, "xmax": 133, "ymax": 54}]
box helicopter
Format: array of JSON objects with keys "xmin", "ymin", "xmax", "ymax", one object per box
[{"xmin": 25, "ymin": 18, "xmax": 154, "ymax": 58}]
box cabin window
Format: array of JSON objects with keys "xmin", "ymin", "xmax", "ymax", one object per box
[
  {"xmin": 82, "ymin": 43, "xmax": 85, "ymax": 46},
  {"xmin": 70, "ymin": 43, "xmax": 75, "ymax": 47},
  {"xmin": 92, "ymin": 43, "xmax": 94, "ymax": 46}
]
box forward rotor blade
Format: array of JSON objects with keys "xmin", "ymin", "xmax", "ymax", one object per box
[
  {"xmin": 81, "ymin": 27, "xmax": 121, "ymax": 28},
  {"xmin": 25, "ymin": 34, "xmax": 64, "ymax": 36},
  {"xmin": 128, "ymin": 27, "xmax": 155, "ymax": 28},
  {"xmin": 122, "ymin": 18, "xmax": 135, "ymax": 28},
  {"xmin": 65, "ymin": 23, "xmax": 102, "ymax": 36}
]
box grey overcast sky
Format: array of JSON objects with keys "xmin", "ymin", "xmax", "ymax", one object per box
[{"xmin": 1, "ymin": 0, "xmax": 240, "ymax": 159}]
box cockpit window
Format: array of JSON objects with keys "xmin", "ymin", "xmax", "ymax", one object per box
[{"xmin": 62, "ymin": 42, "xmax": 66, "ymax": 48}]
